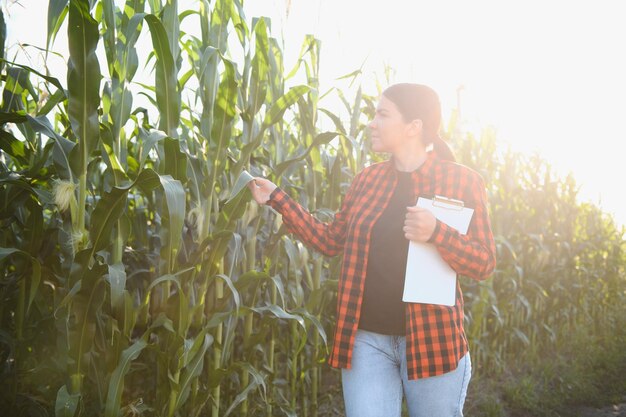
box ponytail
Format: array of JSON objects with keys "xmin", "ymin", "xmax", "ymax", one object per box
[{"xmin": 431, "ymin": 134, "xmax": 456, "ymax": 163}]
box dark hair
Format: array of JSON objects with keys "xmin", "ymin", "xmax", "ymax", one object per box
[{"xmin": 382, "ymin": 83, "xmax": 456, "ymax": 162}]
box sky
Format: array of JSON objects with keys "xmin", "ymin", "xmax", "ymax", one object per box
[{"xmin": 4, "ymin": 0, "xmax": 626, "ymax": 227}]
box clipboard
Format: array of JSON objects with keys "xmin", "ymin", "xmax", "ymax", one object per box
[{"xmin": 402, "ymin": 195, "xmax": 474, "ymax": 306}]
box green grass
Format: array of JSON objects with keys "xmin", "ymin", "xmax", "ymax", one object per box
[{"xmin": 465, "ymin": 315, "xmax": 626, "ymax": 417}]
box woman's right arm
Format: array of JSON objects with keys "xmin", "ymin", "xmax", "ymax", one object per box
[{"xmin": 249, "ymin": 174, "xmax": 361, "ymax": 257}]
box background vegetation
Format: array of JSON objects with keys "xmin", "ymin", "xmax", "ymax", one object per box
[{"xmin": 0, "ymin": 1, "xmax": 624, "ymax": 416}]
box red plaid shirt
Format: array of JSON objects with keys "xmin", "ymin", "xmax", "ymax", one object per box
[{"xmin": 266, "ymin": 149, "xmax": 496, "ymax": 380}]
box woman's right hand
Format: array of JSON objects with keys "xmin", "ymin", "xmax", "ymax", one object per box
[{"xmin": 247, "ymin": 177, "xmax": 278, "ymax": 205}]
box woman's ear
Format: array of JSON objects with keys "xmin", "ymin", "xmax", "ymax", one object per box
[{"xmin": 406, "ymin": 119, "xmax": 423, "ymax": 137}]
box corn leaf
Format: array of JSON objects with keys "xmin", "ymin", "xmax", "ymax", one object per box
[
  {"xmin": 0, "ymin": 59, "xmax": 65, "ymax": 94},
  {"xmin": 263, "ymin": 85, "xmax": 310, "ymax": 127},
  {"xmin": 88, "ymin": 168, "xmax": 161, "ymax": 255},
  {"xmin": 0, "ymin": 248, "xmax": 41, "ymax": 317},
  {"xmin": 54, "ymin": 384, "xmax": 80, "ymax": 417},
  {"xmin": 158, "ymin": 174, "xmax": 186, "ymax": 273},
  {"xmin": 104, "ymin": 338, "xmax": 148, "ymax": 417},
  {"xmin": 106, "ymin": 262, "xmax": 126, "ymax": 314},
  {"xmin": 0, "ymin": 130, "xmax": 28, "ymax": 164},
  {"xmin": 163, "ymin": 136, "xmax": 187, "ymax": 182},
  {"xmin": 142, "ymin": 14, "xmax": 180, "ymax": 136},
  {"xmin": 67, "ymin": 0, "xmax": 101, "ymax": 169},
  {"xmin": 47, "ymin": 0, "xmax": 69, "ymax": 49},
  {"xmin": 274, "ymin": 131, "xmax": 338, "ymax": 177},
  {"xmin": 174, "ymin": 330, "xmax": 212, "ymax": 410}
]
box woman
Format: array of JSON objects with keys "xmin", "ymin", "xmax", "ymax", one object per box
[{"xmin": 247, "ymin": 83, "xmax": 496, "ymax": 417}]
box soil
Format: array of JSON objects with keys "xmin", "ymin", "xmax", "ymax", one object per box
[{"xmin": 574, "ymin": 403, "xmax": 626, "ymax": 417}]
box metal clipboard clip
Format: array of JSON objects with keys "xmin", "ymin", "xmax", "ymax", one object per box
[{"xmin": 431, "ymin": 194, "xmax": 465, "ymax": 211}]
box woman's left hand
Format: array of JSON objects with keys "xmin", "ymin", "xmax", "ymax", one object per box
[{"xmin": 404, "ymin": 206, "xmax": 437, "ymax": 242}]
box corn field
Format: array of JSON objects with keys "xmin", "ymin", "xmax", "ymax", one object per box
[{"xmin": 0, "ymin": 1, "xmax": 624, "ymax": 417}]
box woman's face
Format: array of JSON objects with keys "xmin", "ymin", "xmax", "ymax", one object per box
[{"xmin": 368, "ymin": 95, "xmax": 416, "ymax": 153}]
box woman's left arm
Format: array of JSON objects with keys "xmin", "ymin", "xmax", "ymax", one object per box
[{"xmin": 426, "ymin": 173, "xmax": 497, "ymax": 281}]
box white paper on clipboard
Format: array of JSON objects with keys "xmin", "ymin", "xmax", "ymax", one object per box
[{"xmin": 402, "ymin": 195, "xmax": 474, "ymax": 306}]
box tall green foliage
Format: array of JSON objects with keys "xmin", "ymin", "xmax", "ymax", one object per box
[
  {"xmin": 0, "ymin": 2, "xmax": 624, "ymax": 417},
  {"xmin": 451, "ymin": 126, "xmax": 626, "ymax": 377}
]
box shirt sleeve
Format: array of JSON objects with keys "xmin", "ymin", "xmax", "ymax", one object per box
[
  {"xmin": 265, "ymin": 173, "xmax": 361, "ymax": 257},
  {"xmin": 426, "ymin": 173, "xmax": 497, "ymax": 281}
]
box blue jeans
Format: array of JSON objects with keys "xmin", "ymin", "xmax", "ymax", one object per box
[{"xmin": 341, "ymin": 329, "xmax": 471, "ymax": 417}]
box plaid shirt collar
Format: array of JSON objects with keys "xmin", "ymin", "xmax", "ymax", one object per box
[{"xmin": 385, "ymin": 149, "xmax": 437, "ymax": 181}]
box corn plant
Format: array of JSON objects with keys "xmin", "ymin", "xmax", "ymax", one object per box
[
  {"xmin": 0, "ymin": 0, "xmax": 365, "ymax": 415},
  {"xmin": 450, "ymin": 125, "xmax": 626, "ymax": 376}
]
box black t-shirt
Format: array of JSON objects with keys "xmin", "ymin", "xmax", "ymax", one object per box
[{"xmin": 358, "ymin": 169, "xmax": 415, "ymax": 335}]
